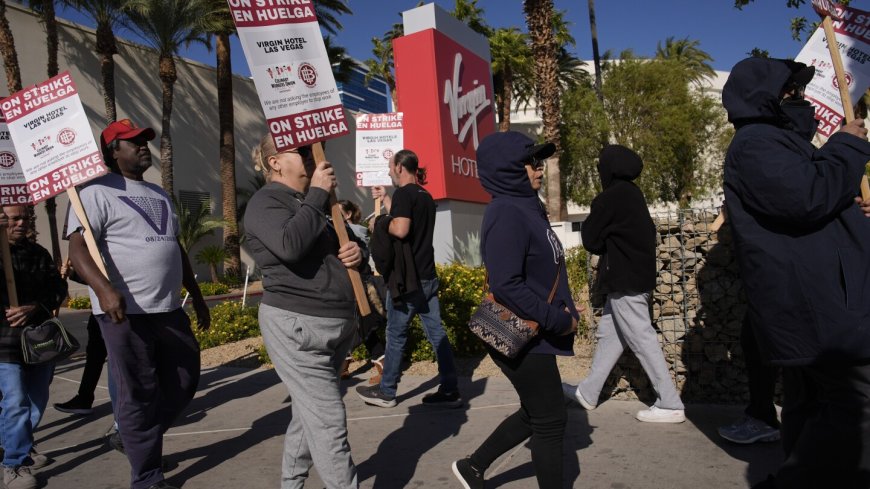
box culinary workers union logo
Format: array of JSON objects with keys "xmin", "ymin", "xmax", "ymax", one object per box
[
  {"xmin": 298, "ymin": 62, "xmax": 318, "ymax": 87},
  {"xmin": 0, "ymin": 152, "xmax": 16, "ymax": 169},
  {"xmin": 57, "ymin": 128, "xmax": 77, "ymax": 146}
]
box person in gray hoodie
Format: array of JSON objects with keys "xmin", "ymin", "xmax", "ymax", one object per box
[
  {"xmin": 562, "ymin": 145, "xmax": 685, "ymax": 424},
  {"xmin": 244, "ymin": 135, "xmax": 363, "ymax": 489}
]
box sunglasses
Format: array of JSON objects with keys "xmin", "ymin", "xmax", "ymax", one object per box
[
  {"xmin": 526, "ymin": 158, "xmax": 545, "ymax": 171},
  {"xmin": 281, "ymin": 146, "xmax": 313, "ymax": 159}
]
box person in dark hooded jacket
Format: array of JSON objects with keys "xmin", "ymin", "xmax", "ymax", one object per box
[
  {"xmin": 562, "ymin": 145, "xmax": 686, "ymax": 424},
  {"xmin": 722, "ymin": 57, "xmax": 870, "ymax": 489},
  {"xmin": 451, "ymin": 131, "xmax": 579, "ymax": 489}
]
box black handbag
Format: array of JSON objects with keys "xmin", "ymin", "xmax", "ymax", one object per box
[
  {"xmin": 21, "ymin": 317, "xmax": 80, "ymax": 365},
  {"xmin": 468, "ymin": 268, "xmax": 561, "ymax": 358}
]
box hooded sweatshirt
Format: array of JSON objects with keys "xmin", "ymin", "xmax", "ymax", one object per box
[
  {"xmin": 581, "ymin": 145, "xmax": 656, "ymax": 295},
  {"xmin": 477, "ymin": 131, "xmax": 577, "ymax": 356},
  {"xmin": 722, "ymin": 57, "xmax": 870, "ymax": 366}
]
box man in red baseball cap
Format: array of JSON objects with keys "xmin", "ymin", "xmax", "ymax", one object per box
[
  {"xmin": 99, "ymin": 119, "xmax": 156, "ymax": 170},
  {"xmin": 66, "ymin": 119, "xmax": 208, "ymax": 489}
]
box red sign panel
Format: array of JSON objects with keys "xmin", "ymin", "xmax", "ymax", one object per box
[{"xmin": 394, "ymin": 29, "xmax": 495, "ymax": 204}]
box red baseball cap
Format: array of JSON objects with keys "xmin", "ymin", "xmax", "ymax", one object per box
[{"xmin": 100, "ymin": 119, "xmax": 156, "ymax": 151}]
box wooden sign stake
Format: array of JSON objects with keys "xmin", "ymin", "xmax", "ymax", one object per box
[{"xmin": 313, "ymin": 142, "xmax": 371, "ymax": 316}]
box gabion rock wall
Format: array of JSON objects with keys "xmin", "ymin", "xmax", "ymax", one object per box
[{"xmin": 586, "ymin": 207, "xmax": 771, "ymax": 404}]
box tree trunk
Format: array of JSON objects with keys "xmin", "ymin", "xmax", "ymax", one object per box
[
  {"xmin": 499, "ymin": 66, "xmax": 513, "ymax": 132},
  {"xmin": 159, "ymin": 55, "xmax": 177, "ymax": 196},
  {"xmin": 43, "ymin": 0, "xmax": 57, "ymax": 77},
  {"xmin": 390, "ymin": 87, "xmax": 398, "ymax": 112},
  {"xmin": 96, "ymin": 22, "xmax": 118, "ymax": 122},
  {"xmin": 588, "ymin": 0, "xmax": 603, "ymax": 101},
  {"xmin": 524, "ymin": 0, "xmax": 565, "ymax": 220},
  {"xmin": 209, "ymin": 264, "xmax": 218, "ymax": 283},
  {"xmin": 0, "ymin": 0, "xmax": 21, "ymax": 94},
  {"xmin": 42, "ymin": 0, "xmax": 60, "ymax": 265},
  {"xmin": 217, "ymin": 32, "xmax": 240, "ymax": 274}
]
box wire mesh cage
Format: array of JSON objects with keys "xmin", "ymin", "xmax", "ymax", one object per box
[{"xmin": 585, "ymin": 206, "xmax": 767, "ymax": 403}]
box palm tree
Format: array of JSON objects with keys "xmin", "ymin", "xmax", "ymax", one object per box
[
  {"xmin": 451, "ymin": 0, "xmax": 491, "ymax": 37},
  {"xmin": 0, "ymin": 1, "xmax": 21, "ymax": 94},
  {"xmin": 203, "ymin": 0, "xmax": 241, "ymax": 275},
  {"xmin": 195, "ymin": 244, "xmax": 226, "ymax": 283},
  {"xmin": 174, "ymin": 196, "xmax": 225, "ymax": 253},
  {"xmin": 587, "ymin": 0, "xmax": 603, "ymax": 100},
  {"xmin": 27, "ymin": 0, "xmax": 64, "ymax": 266},
  {"xmin": 655, "ymin": 36, "xmax": 716, "ymax": 86},
  {"xmin": 325, "ymin": 35, "xmax": 358, "ymax": 84},
  {"xmin": 489, "ymin": 28, "xmax": 530, "ymax": 132},
  {"xmin": 364, "ymin": 22, "xmax": 402, "ymax": 110},
  {"xmin": 523, "ymin": 0, "xmax": 564, "ymax": 220},
  {"xmin": 63, "ymin": 0, "xmax": 125, "ymax": 122},
  {"xmin": 124, "ymin": 0, "xmax": 222, "ymax": 196}
]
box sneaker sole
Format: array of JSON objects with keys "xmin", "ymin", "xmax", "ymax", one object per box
[
  {"xmin": 356, "ymin": 392, "xmax": 397, "ymax": 408},
  {"xmin": 635, "ymin": 414, "xmax": 686, "ymax": 423},
  {"xmin": 53, "ymin": 405, "xmax": 94, "ymax": 415},
  {"xmin": 451, "ymin": 460, "xmax": 473, "ymax": 489},
  {"xmin": 718, "ymin": 430, "xmax": 781, "ymax": 444}
]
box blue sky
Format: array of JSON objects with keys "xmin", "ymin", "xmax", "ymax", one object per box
[{"xmin": 57, "ymin": 0, "xmax": 831, "ymax": 76}]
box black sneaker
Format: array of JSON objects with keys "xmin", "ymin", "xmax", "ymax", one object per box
[
  {"xmin": 53, "ymin": 395, "xmax": 94, "ymax": 415},
  {"xmin": 105, "ymin": 428, "xmax": 125, "ymax": 455},
  {"xmin": 146, "ymin": 482, "xmax": 179, "ymax": 489},
  {"xmin": 422, "ymin": 390, "xmax": 462, "ymax": 408},
  {"xmin": 452, "ymin": 458, "xmax": 484, "ymax": 489},
  {"xmin": 355, "ymin": 384, "xmax": 397, "ymax": 408}
]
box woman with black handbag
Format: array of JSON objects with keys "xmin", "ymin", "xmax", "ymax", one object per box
[{"xmin": 452, "ymin": 132, "xmax": 580, "ymax": 489}]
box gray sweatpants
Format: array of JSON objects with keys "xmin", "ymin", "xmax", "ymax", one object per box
[
  {"xmin": 259, "ymin": 304, "xmax": 359, "ymax": 489},
  {"xmin": 577, "ymin": 292, "xmax": 684, "ymax": 410}
]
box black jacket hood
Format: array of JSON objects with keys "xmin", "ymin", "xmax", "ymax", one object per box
[
  {"xmin": 723, "ymin": 57, "xmax": 803, "ymax": 128},
  {"xmin": 597, "ymin": 144, "xmax": 643, "ymax": 189}
]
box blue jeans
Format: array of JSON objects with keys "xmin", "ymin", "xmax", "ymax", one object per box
[
  {"xmin": 380, "ymin": 278, "xmax": 457, "ymax": 398},
  {"xmin": 0, "ymin": 362, "xmax": 54, "ymax": 467}
]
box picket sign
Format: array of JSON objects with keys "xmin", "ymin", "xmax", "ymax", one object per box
[
  {"xmin": 0, "ymin": 72, "xmax": 111, "ymax": 306},
  {"xmin": 228, "ymin": 0, "xmax": 369, "ymax": 315}
]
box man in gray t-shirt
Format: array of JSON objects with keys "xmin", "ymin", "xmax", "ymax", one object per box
[{"xmin": 66, "ymin": 119, "xmax": 209, "ymax": 489}]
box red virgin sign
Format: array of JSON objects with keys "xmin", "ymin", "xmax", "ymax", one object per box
[{"xmin": 394, "ymin": 28, "xmax": 495, "ymax": 203}]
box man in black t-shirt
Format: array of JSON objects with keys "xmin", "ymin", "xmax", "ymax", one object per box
[{"xmin": 356, "ymin": 150, "xmax": 460, "ymax": 408}]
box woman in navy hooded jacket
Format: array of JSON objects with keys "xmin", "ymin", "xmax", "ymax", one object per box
[
  {"xmin": 451, "ymin": 131, "xmax": 579, "ymax": 489},
  {"xmin": 722, "ymin": 57, "xmax": 870, "ymax": 489}
]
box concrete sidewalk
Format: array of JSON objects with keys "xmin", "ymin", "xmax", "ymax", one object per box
[{"xmin": 34, "ymin": 357, "xmax": 782, "ymax": 489}]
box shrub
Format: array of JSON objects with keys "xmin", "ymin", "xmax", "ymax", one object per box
[
  {"xmin": 192, "ymin": 301, "xmax": 260, "ymax": 349},
  {"xmin": 220, "ymin": 269, "xmax": 244, "ymax": 288},
  {"xmin": 182, "ymin": 282, "xmax": 230, "ymax": 298},
  {"xmin": 406, "ymin": 263, "xmax": 487, "ymax": 361},
  {"xmin": 67, "ymin": 295, "xmax": 91, "ymax": 310}
]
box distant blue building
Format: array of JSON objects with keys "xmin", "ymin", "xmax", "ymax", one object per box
[{"xmin": 335, "ymin": 62, "xmax": 390, "ymax": 114}]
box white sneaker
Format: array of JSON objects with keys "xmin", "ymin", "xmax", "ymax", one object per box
[
  {"xmin": 635, "ymin": 406, "xmax": 686, "ymax": 423},
  {"xmin": 561, "ymin": 383, "xmax": 596, "ymax": 410}
]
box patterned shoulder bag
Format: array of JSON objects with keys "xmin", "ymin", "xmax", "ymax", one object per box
[{"xmin": 468, "ymin": 267, "xmax": 561, "ymax": 358}]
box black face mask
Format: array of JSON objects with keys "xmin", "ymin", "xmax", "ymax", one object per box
[{"xmin": 781, "ymin": 98, "xmax": 818, "ymax": 141}]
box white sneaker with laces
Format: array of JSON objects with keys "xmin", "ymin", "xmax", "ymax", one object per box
[
  {"xmin": 635, "ymin": 406, "xmax": 686, "ymax": 423},
  {"xmin": 561, "ymin": 383, "xmax": 596, "ymax": 410}
]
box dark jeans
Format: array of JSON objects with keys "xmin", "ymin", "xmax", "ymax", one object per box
[
  {"xmin": 470, "ymin": 349, "xmax": 566, "ymax": 489},
  {"xmin": 97, "ymin": 309, "xmax": 200, "ymax": 489},
  {"xmin": 77, "ymin": 314, "xmax": 107, "ymax": 403},
  {"xmin": 768, "ymin": 363, "xmax": 870, "ymax": 488},
  {"xmin": 742, "ymin": 318, "xmax": 780, "ymax": 428}
]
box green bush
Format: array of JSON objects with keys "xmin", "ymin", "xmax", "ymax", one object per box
[
  {"xmin": 192, "ymin": 301, "xmax": 260, "ymax": 349},
  {"xmin": 182, "ymin": 282, "xmax": 230, "ymax": 298},
  {"xmin": 406, "ymin": 263, "xmax": 487, "ymax": 361},
  {"xmin": 565, "ymin": 246, "xmax": 591, "ymax": 335},
  {"xmin": 220, "ymin": 269, "xmax": 244, "ymax": 288},
  {"xmin": 67, "ymin": 295, "xmax": 91, "ymax": 309}
]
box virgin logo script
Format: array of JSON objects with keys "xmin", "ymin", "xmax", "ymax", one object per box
[{"xmin": 443, "ymin": 53, "xmax": 490, "ymax": 149}]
